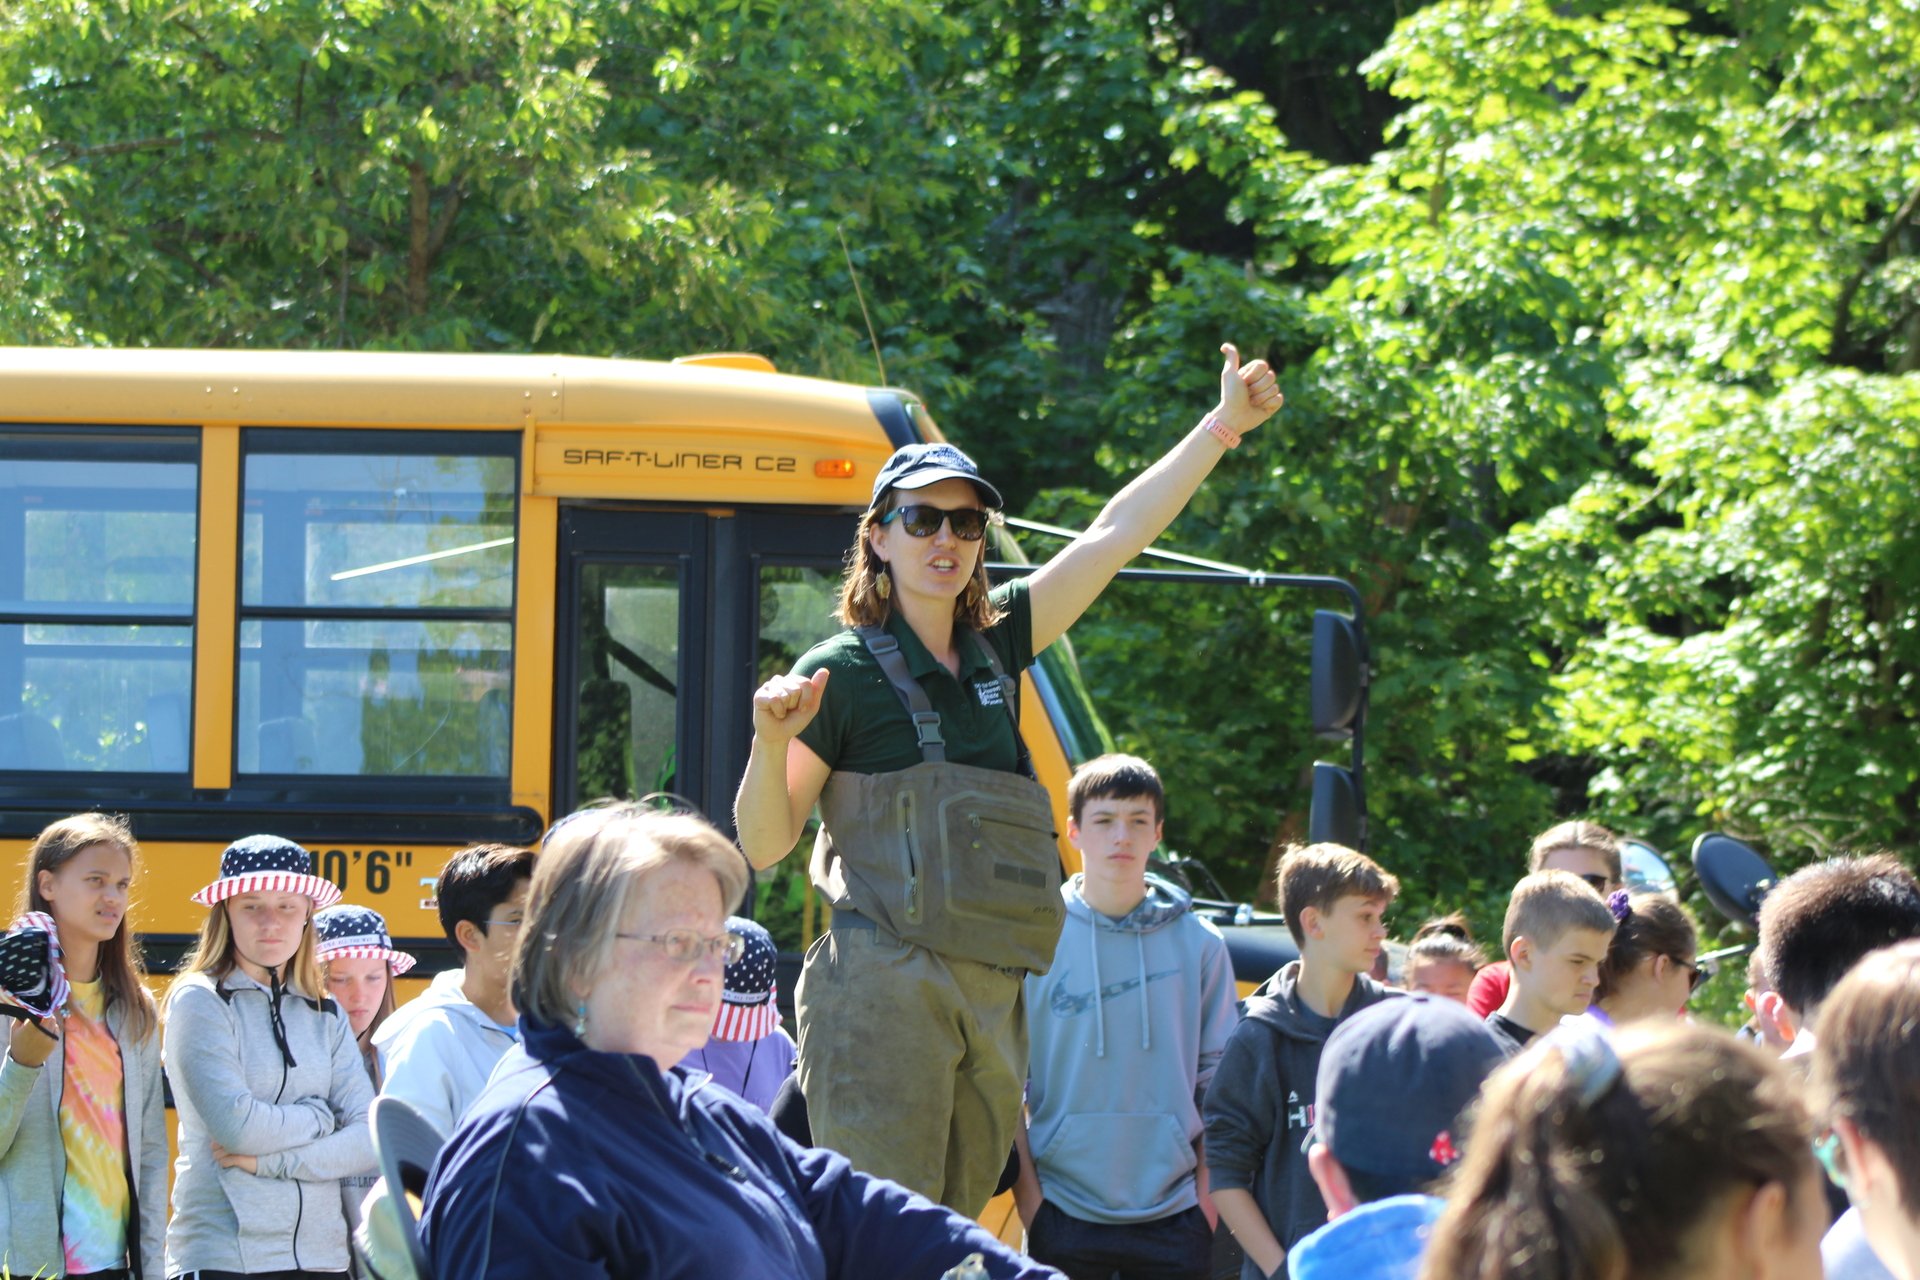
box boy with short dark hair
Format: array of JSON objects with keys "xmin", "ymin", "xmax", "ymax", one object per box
[
  {"xmin": 1755, "ymin": 853, "xmax": 1920, "ymax": 1066},
  {"xmin": 1484, "ymin": 870, "xmax": 1616, "ymax": 1058},
  {"xmin": 1016, "ymin": 754, "xmax": 1239, "ymax": 1280},
  {"xmin": 374, "ymin": 842, "xmax": 536, "ymax": 1136},
  {"xmin": 1204, "ymin": 843, "xmax": 1400, "ymax": 1280}
]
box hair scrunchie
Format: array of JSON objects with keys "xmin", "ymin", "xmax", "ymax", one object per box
[
  {"xmin": 1607, "ymin": 889, "xmax": 1633, "ymax": 923},
  {"xmin": 1527, "ymin": 1017, "xmax": 1625, "ymax": 1110}
]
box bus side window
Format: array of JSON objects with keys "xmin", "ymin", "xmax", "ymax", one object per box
[
  {"xmin": 236, "ymin": 433, "xmax": 518, "ymax": 783},
  {"xmin": 0, "ymin": 427, "xmax": 198, "ymax": 777}
]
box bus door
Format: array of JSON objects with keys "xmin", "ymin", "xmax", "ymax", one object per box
[{"xmin": 553, "ymin": 506, "xmax": 853, "ymax": 824}]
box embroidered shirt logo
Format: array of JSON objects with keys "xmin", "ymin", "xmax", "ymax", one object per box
[
  {"xmin": 1286, "ymin": 1091, "xmax": 1313, "ymax": 1131},
  {"xmin": 974, "ymin": 680, "xmax": 1006, "ymax": 707}
]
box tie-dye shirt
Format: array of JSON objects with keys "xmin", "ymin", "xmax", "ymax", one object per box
[{"xmin": 60, "ymin": 977, "xmax": 129, "ymax": 1274}]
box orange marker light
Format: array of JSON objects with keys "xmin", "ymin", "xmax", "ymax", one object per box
[{"xmin": 814, "ymin": 459, "xmax": 857, "ymax": 479}]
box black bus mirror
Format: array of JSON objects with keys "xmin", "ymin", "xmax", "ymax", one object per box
[
  {"xmin": 1309, "ymin": 762, "xmax": 1359, "ymax": 848},
  {"xmin": 1311, "ymin": 610, "xmax": 1362, "ymax": 741},
  {"xmin": 1691, "ymin": 832, "xmax": 1778, "ymax": 932}
]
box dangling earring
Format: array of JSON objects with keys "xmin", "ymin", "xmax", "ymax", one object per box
[
  {"xmin": 875, "ymin": 563, "xmax": 892, "ymax": 601},
  {"xmin": 573, "ymin": 1000, "xmax": 589, "ymax": 1039}
]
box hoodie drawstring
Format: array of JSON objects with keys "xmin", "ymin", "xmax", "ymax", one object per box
[
  {"xmin": 1136, "ymin": 928, "xmax": 1151, "ymax": 1051},
  {"xmin": 267, "ymin": 966, "xmax": 298, "ymax": 1069},
  {"xmin": 1089, "ymin": 913, "xmax": 1154, "ymax": 1054},
  {"xmin": 1088, "ymin": 920, "xmax": 1105, "ymax": 1059}
]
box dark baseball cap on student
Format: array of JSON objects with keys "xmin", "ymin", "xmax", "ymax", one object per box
[
  {"xmin": 1310, "ymin": 993, "xmax": 1503, "ymax": 1194},
  {"xmin": 869, "ymin": 443, "xmax": 1004, "ymax": 510}
]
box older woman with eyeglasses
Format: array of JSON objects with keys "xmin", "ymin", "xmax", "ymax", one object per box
[{"xmin": 419, "ymin": 803, "xmax": 1062, "ymax": 1280}]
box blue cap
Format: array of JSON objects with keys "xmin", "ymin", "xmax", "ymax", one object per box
[
  {"xmin": 1312, "ymin": 994, "xmax": 1503, "ymax": 1190},
  {"xmin": 869, "ymin": 443, "xmax": 1003, "ymax": 510}
]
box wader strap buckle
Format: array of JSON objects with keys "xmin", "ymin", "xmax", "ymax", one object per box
[
  {"xmin": 856, "ymin": 625, "xmax": 947, "ymax": 764},
  {"xmin": 910, "ymin": 711, "xmax": 946, "ymax": 751}
]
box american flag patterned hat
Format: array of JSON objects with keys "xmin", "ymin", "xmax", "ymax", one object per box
[
  {"xmin": 710, "ymin": 916, "xmax": 779, "ymax": 1043},
  {"xmin": 191, "ymin": 834, "xmax": 343, "ymax": 910},
  {"xmin": 314, "ymin": 904, "xmax": 416, "ymax": 975},
  {"xmin": 0, "ymin": 912, "xmax": 66, "ymax": 1019}
]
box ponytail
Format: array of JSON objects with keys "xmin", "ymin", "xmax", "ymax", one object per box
[
  {"xmin": 1410, "ymin": 912, "xmax": 1487, "ymax": 970},
  {"xmin": 1420, "ymin": 1023, "xmax": 1813, "ymax": 1280}
]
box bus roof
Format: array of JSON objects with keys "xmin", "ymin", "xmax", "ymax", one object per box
[
  {"xmin": 0, "ymin": 347, "xmax": 927, "ymax": 503},
  {"xmin": 0, "ymin": 347, "xmax": 903, "ymax": 434}
]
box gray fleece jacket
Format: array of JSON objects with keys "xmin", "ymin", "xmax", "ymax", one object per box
[
  {"xmin": 1203, "ymin": 963, "xmax": 1398, "ymax": 1280},
  {"xmin": 0, "ymin": 995, "xmax": 167, "ymax": 1278},
  {"xmin": 163, "ymin": 969, "xmax": 376, "ymax": 1276}
]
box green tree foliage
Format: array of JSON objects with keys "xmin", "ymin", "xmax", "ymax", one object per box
[{"xmin": 1065, "ymin": 0, "xmax": 1920, "ymax": 932}]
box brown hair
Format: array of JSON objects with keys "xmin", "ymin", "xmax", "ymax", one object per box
[
  {"xmin": 1410, "ymin": 913, "xmax": 1487, "ymax": 970},
  {"xmin": 1502, "ymin": 871, "xmax": 1615, "ymax": 961},
  {"xmin": 513, "ymin": 803, "xmax": 751, "ymax": 1029},
  {"xmin": 176, "ymin": 899, "xmax": 324, "ymax": 1001},
  {"xmin": 1067, "ymin": 753, "xmax": 1165, "ymax": 825},
  {"xmin": 1595, "ymin": 893, "xmax": 1698, "ymax": 1001},
  {"xmin": 834, "ymin": 499, "xmax": 1005, "ymax": 632},
  {"xmin": 1420, "ymin": 1023, "xmax": 1816, "ymax": 1280},
  {"xmin": 1528, "ymin": 825, "xmax": 1620, "ymax": 886},
  {"xmin": 20, "ymin": 813, "xmax": 158, "ymax": 1044},
  {"xmin": 1527, "ymin": 820, "xmax": 1622, "ymax": 884},
  {"xmin": 1811, "ymin": 939, "xmax": 1920, "ymax": 1213},
  {"xmin": 1757, "ymin": 853, "xmax": 1920, "ymax": 1017},
  {"xmin": 1276, "ymin": 843, "xmax": 1400, "ymax": 948}
]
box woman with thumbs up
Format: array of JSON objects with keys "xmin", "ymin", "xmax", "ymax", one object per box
[{"xmin": 736, "ymin": 343, "xmax": 1283, "ymax": 1216}]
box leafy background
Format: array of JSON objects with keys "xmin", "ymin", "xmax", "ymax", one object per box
[{"xmin": 6, "ymin": 0, "xmax": 1918, "ymax": 1006}]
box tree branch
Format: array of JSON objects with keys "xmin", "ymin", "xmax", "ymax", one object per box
[
  {"xmin": 425, "ymin": 180, "xmax": 464, "ymax": 262},
  {"xmin": 43, "ymin": 129, "xmax": 286, "ymax": 161},
  {"xmin": 1830, "ymin": 181, "xmax": 1920, "ymax": 361},
  {"xmin": 407, "ymin": 161, "xmax": 430, "ymax": 317}
]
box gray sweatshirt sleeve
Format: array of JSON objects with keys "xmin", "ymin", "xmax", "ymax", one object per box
[
  {"xmin": 132, "ymin": 1028, "xmax": 169, "ymax": 1280},
  {"xmin": 0, "ymin": 1052, "xmax": 46, "ymax": 1154},
  {"xmin": 1195, "ymin": 936, "xmax": 1240, "ymax": 1098},
  {"xmin": 1203, "ymin": 1020, "xmax": 1278, "ymax": 1194},
  {"xmin": 255, "ymin": 1010, "xmax": 377, "ymax": 1182},
  {"xmin": 164, "ymin": 982, "xmax": 335, "ymax": 1155}
]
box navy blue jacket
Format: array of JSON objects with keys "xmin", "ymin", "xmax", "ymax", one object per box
[{"xmin": 420, "ymin": 1019, "xmax": 1060, "ymax": 1280}]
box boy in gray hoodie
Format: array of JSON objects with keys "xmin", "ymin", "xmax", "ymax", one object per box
[
  {"xmin": 1203, "ymin": 843, "xmax": 1400, "ymax": 1280},
  {"xmin": 373, "ymin": 842, "xmax": 534, "ymax": 1137},
  {"xmin": 1015, "ymin": 754, "xmax": 1240, "ymax": 1279}
]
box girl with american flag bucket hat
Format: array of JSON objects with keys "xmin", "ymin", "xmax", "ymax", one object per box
[
  {"xmin": 315, "ymin": 904, "xmax": 417, "ymax": 976},
  {"xmin": 684, "ymin": 916, "xmax": 795, "ymax": 1113},
  {"xmin": 164, "ymin": 834, "xmax": 376, "ymax": 1276},
  {"xmin": 315, "ymin": 903, "xmax": 414, "ymax": 1238}
]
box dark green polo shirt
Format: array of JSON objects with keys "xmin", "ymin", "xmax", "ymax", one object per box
[{"xmin": 793, "ymin": 578, "xmax": 1034, "ymax": 774}]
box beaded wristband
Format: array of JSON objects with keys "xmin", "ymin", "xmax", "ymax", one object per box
[{"xmin": 1202, "ymin": 412, "xmax": 1242, "ymax": 450}]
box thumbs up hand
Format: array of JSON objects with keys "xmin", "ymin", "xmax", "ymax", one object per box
[{"xmin": 1217, "ymin": 342, "xmax": 1284, "ymax": 438}]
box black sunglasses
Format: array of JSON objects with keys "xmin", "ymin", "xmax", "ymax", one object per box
[
  {"xmin": 1672, "ymin": 955, "xmax": 1709, "ymax": 994},
  {"xmin": 880, "ymin": 504, "xmax": 989, "ymax": 541},
  {"xmin": 1577, "ymin": 873, "xmax": 1612, "ymax": 894}
]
